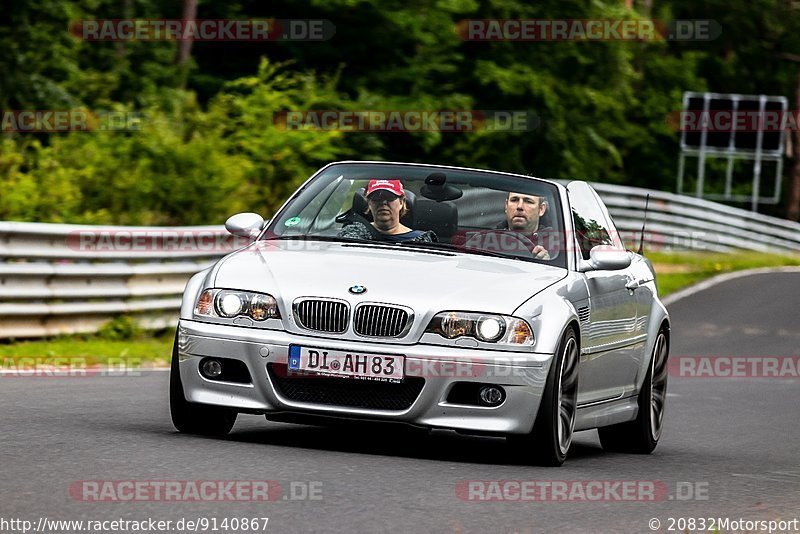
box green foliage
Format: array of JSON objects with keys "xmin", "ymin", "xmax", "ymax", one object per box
[
  {"xmin": 0, "ymin": 0, "xmax": 798, "ymax": 224},
  {"xmin": 96, "ymin": 315, "xmax": 142, "ymax": 340},
  {"xmin": 0, "ymin": 60, "xmax": 352, "ymax": 224}
]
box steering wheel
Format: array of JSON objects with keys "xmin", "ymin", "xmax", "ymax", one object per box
[
  {"xmin": 463, "ymin": 230, "xmax": 538, "ymax": 259},
  {"xmin": 505, "ymin": 231, "xmax": 539, "ymax": 259}
]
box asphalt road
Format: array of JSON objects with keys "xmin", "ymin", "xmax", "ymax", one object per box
[{"xmin": 2, "ymin": 271, "xmax": 799, "ymax": 533}]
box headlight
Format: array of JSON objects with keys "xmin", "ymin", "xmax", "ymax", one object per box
[
  {"xmin": 217, "ymin": 293, "xmax": 244, "ymax": 317},
  {"xmin": 425, "ymin": 312, "xmax": 533, "ymax": 345},
  {"xmin": 194, "ymin": 289, "xmax": 280, "ymax": 321},
  {"xmin": 476, "ymin": 315, "xmax": 504, "ymax": 341},
  {"xmin": 249, "ymin": 293, "xmax": 280, "ymax": 321}
]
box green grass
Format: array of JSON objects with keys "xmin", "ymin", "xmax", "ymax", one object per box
[
  {"xmin": 649, "ymin": 251, "xmax": 800, "ymax": 296},
  {"xmin": 0, "ymin": 330, "xmax": 174, "ymax": 368},
  {"xmin": 1, "ymin": 251, "xmax": 798, "ymax": 366},
  {"xmin": 653, "ymin": 271, "xmax": 712, "ymax": 297}
]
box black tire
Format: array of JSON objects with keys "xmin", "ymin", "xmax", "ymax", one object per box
[
  {"xmin": 509, "ymin": 326, "xmax": 579, "ymax": 467},
  {"xmin": 169, "ymin": 334, "xmax": 237, "ymax": 436},
  {"xmin": 598, "ymin": 328, "xmax": 669, "ymax": 454}
]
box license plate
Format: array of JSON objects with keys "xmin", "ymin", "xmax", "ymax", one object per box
[{"xmin": 288, "ymin": 345, "xmax": 404, "ymax": 382}]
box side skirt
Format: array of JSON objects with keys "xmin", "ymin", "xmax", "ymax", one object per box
[{"xmin": 575, "ymin": 395, "xmax": 638, "ymax": 431}]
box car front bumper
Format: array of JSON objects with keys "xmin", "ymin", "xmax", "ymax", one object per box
[{"xmin": 177, "ymin": 319, "xmax": 554, "ymax": 435}]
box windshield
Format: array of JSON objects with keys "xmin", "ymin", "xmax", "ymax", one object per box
[{"xmin": 263, "ymin": 163, "xmax": 567, "ymax": 268}]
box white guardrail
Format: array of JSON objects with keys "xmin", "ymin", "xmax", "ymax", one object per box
[{"xmin": 1, "ymin": 183, "xmax": 800, "ymax": 338}]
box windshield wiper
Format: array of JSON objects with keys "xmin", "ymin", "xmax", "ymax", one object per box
[
  {"xmin": 265, "ymin": 235, "xmax": 524, "ymax": 260},
  {"xmin": 263, "ymin": 235, "xmax": 387, "ymax": 246},
  {"xmin": 393, "ymin": 240, "xmax": 519, "ymax": 260}
]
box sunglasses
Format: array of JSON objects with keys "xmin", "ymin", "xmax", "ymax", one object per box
[{"xmin": 368, "ymin": 191, "xmax": 402, "ymax": 203}]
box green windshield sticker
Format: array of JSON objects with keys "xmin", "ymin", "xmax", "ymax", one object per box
[{"xmin": 284, "ymin": 217, "xmax": 302, "ymax": 227}]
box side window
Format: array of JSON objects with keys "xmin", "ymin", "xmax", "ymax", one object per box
[{"xmin": 567, "ymin": 182, "xmax": 613, "ymax": 260}]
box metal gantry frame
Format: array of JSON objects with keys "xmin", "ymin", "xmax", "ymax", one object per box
[{"xmin": 677, "ymin": 91, "xmax": 788, "ymax": 212}]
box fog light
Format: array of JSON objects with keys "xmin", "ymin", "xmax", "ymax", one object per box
[
  {"xmin": 201, "ymin": 359, "xmax": 223, "ymax": 379},
  {"xmin": 478, "ymin": 386, "xmax": 504, "ymax": 406}
]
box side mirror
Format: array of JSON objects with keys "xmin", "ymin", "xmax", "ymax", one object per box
[
  {"xmin": 578, "ymin": 246, "xmax": 631, "ymax": 272},
  {"xmin": 225, "ymin": 212, "xmax": 265, "ymax": 239}
]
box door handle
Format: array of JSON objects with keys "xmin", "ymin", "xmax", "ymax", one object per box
[{"xmin": 626, "ymin": 278, "xmax": 652, "ymax": 290}]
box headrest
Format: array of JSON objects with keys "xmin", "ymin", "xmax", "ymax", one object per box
[
  {"xmin": 539, "ymin": 209, "xmax": 553, "ymax": 229},
  {"xmin": 353, "ymin": 188, "xmax": 369, "ymax": 219},
  {"xmin": 413, "ymin": 199, "xmax": 458, "ymax": 240}
]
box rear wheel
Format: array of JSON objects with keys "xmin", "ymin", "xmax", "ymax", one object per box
[
  {"xmin": 510, "ymin": 326, "xmax": 579, "ymax": 466},
  {"xmin": 598, "ymin": 328, "xmax": 669, "ymax": 453},
  {"xmin": 169, "ymin": 334, "xmax": 237, "ymax": 436}
]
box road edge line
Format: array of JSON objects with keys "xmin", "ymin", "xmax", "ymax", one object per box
[{"xmin": 662, "ymin": 266, "xmax": 800, "ymax": 307}]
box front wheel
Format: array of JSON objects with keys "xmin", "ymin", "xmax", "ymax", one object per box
[
  {"xmin": 509, "ymin": 326, "xmax": 579, "ymax": 466},
  {"xmin": 169, "ymin": 334, "xmax": 237, "ymax": 436},
  {"xmin": 598, "ymin": 328, "xmax": 669, "ymax": 453}
]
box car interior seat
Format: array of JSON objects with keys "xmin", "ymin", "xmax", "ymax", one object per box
[{"xmin": 413, "ymin": 199, "xmax": 458, "ymax": 242}]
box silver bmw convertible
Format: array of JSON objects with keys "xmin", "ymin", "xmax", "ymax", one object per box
[{"xmin": 170, "ymin": 161, "xmax": 670, "ymax": 466}]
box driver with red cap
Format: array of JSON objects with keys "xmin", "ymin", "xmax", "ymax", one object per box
[{"xmin": 338, "ymin": 179, "xmax": 436, "ymax": 243}]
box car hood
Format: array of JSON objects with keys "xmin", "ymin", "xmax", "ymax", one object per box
[{"xmin": 212, "ymin": 241, "xmax": 566, "ymax": 316}]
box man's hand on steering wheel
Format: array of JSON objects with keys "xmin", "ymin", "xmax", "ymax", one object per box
[
  {"xmin": 513, "ymin": 232, "xmax": 550, "ymax": 260},
  {"xmin": 532, "ymin": 244, "xmax": 551, "ymax": 260}
]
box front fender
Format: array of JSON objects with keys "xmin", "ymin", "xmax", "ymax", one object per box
[
  {"xmin": 514, "ymin": 276, "xmax": 586, "ymax": 356},
  {"xmin": 634, "ymin": 291, "xmax": 670, "ymax": 392},
  {"xmin": 180, "ymin": 267, "xmax": 214, "ymax": 320}
]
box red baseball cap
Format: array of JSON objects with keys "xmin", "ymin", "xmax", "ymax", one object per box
[{"xmin": 366, "ymin": 179, "xmax": 405, "ymax": 197}]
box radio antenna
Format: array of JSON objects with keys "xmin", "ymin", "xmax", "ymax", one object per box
[{"xmin": 637, "ymin": 194, "xmax": 650, "ymax": 256}]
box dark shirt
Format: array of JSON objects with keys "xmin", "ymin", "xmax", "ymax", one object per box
[{"xmin": 337, "ymin": 222, "xmax": 436, "ymax": 243}]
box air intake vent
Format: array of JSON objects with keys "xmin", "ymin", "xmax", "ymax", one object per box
[
  {"xmin": 353, "ymin": 304, "xmax": 410, "ymax": 337},
  {"xmin": 294, "ymin": 299, "xmax": 349, "ymax": 333},
  {"xmin": 578, "ymin": 306, "xmax": 591, "ymax": 324},
  {"xmin": 268, "ymin": 363, "xmax": 424, "ymax": 410}
]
